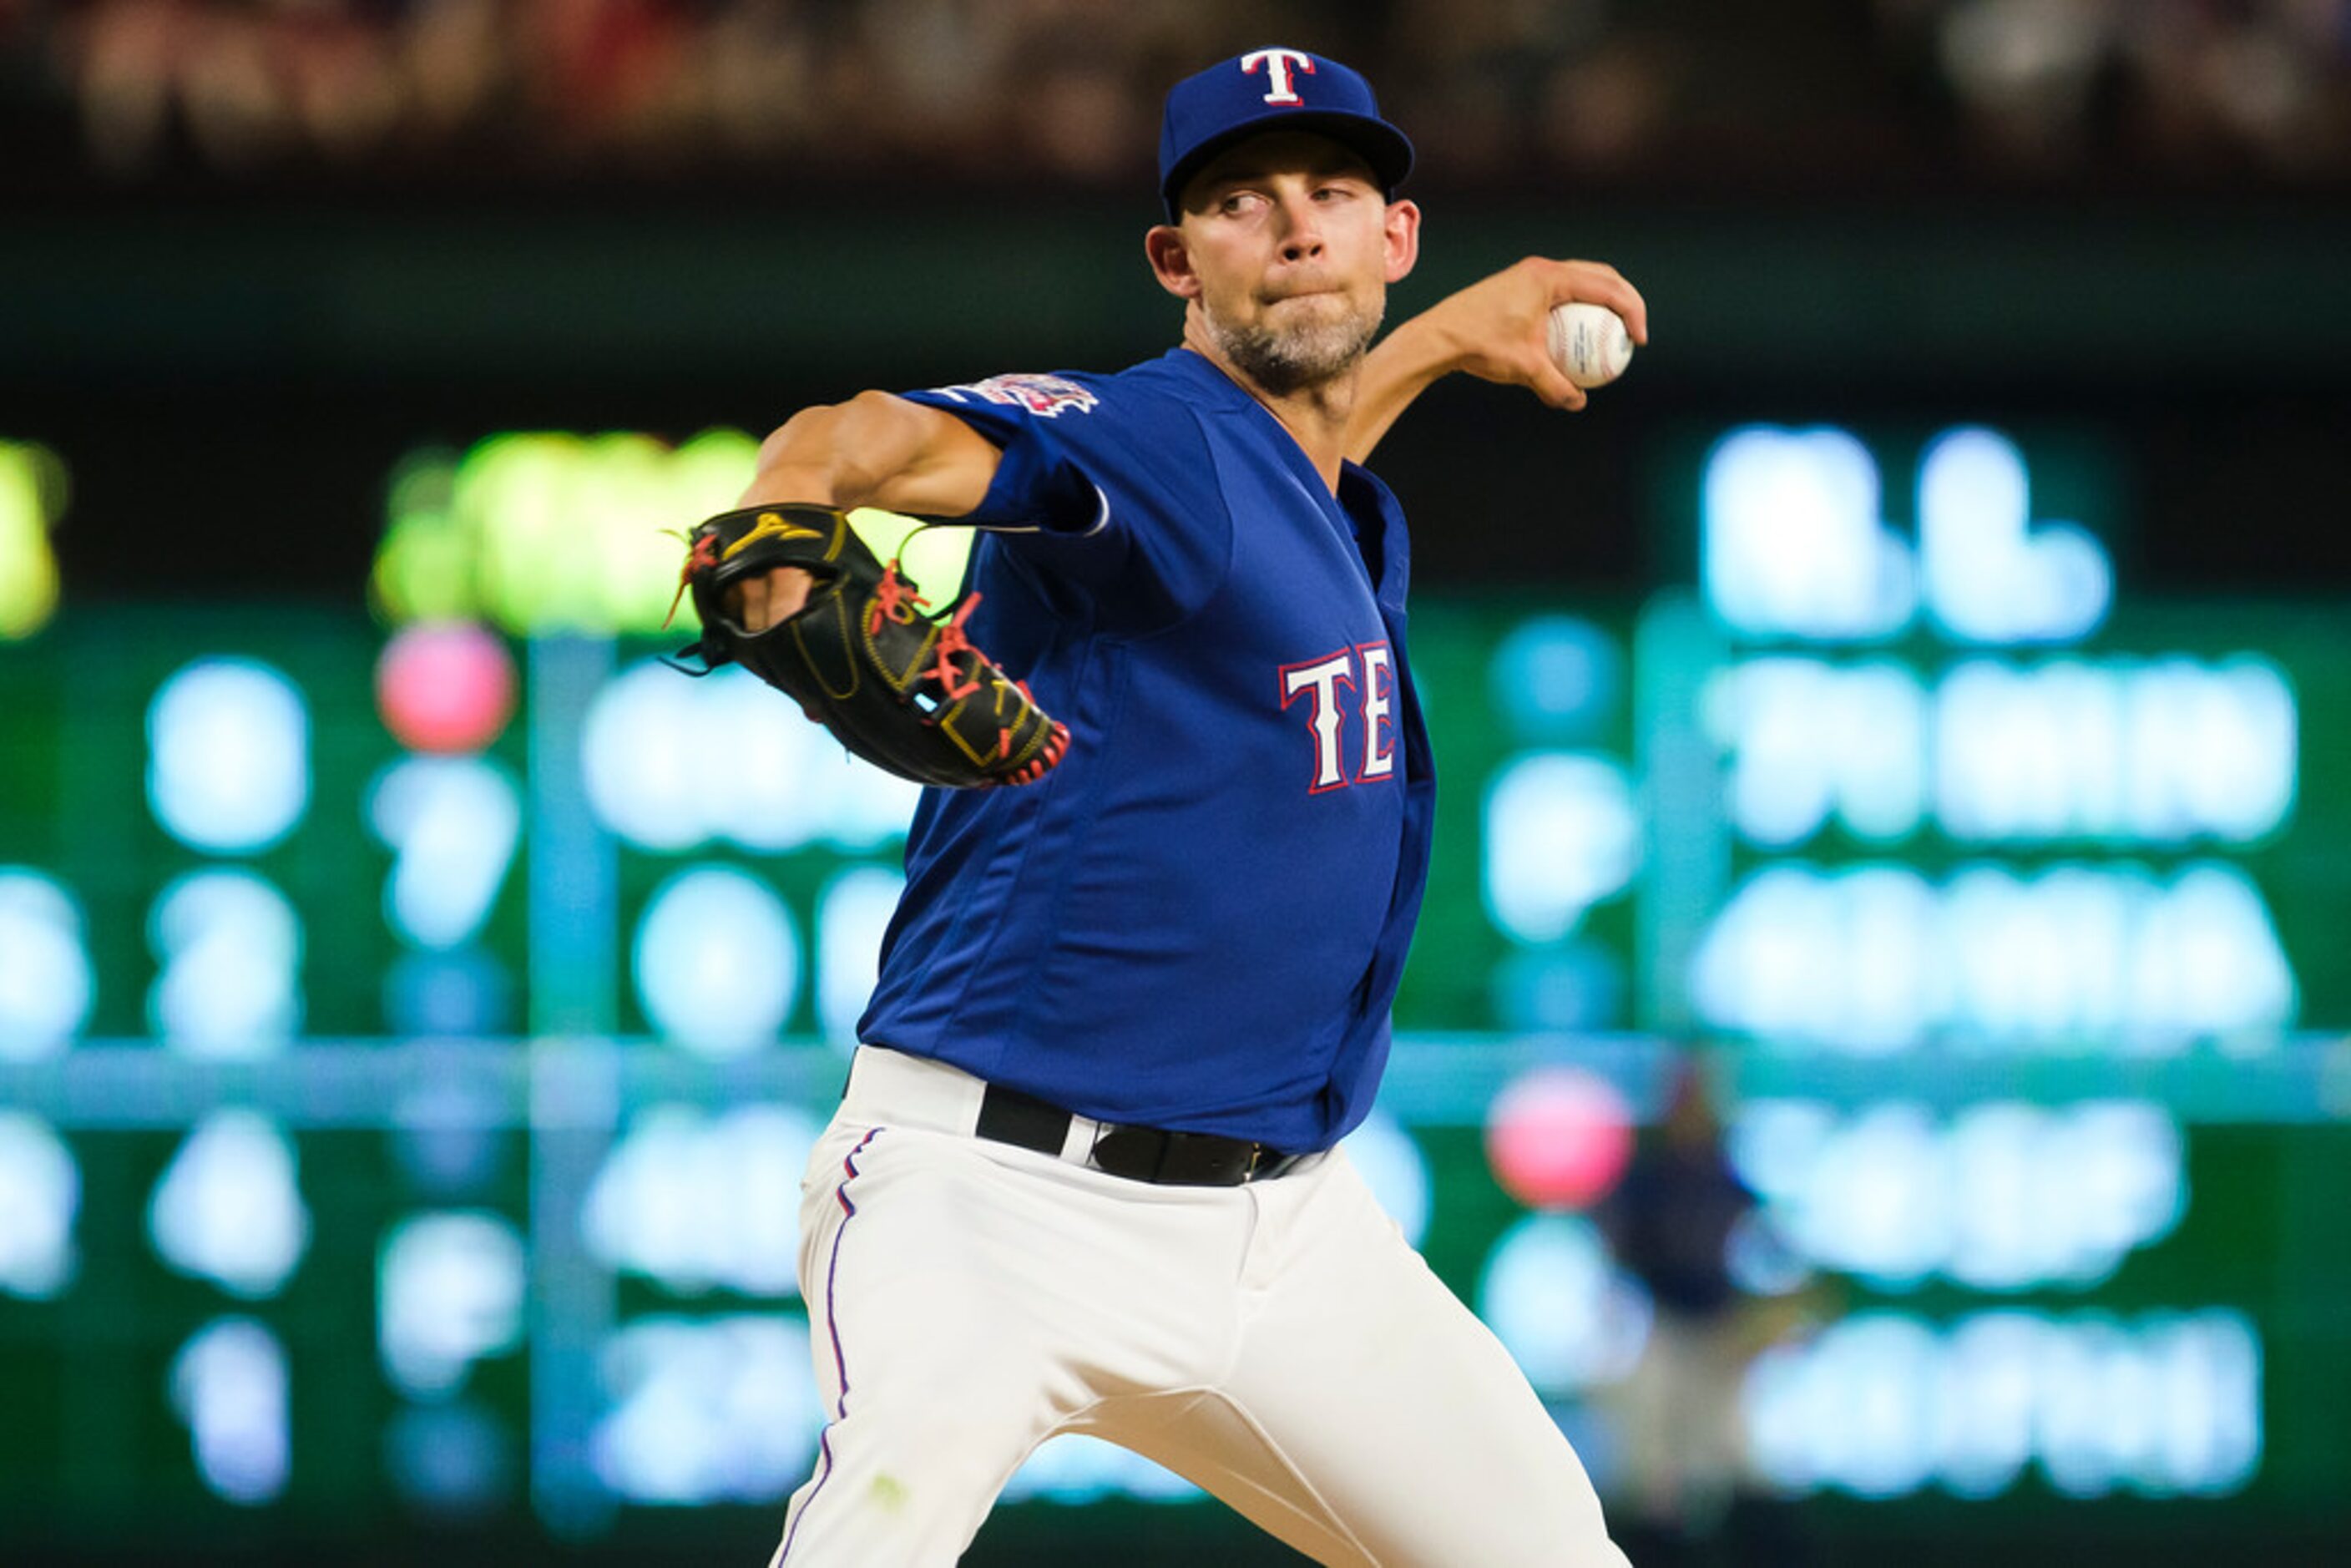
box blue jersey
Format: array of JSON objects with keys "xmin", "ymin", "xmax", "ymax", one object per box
[{"xmin": 857, "ymin": 349, "xmax": 1436, "ymax": 1152}]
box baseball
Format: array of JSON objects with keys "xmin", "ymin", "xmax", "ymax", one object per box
[{"xmin": 1547, "ymin": 301, "xmax": 1634, "ymax": 389}]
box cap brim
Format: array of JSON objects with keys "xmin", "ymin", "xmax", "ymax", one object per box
[{"xmin": 1161, "ymin": 110, "xmax": 1414, "ymax": 218}]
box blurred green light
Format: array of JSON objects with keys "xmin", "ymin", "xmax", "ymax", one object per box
[
  {"xmin": 0, "ymin": 440, "xmax": 66, "ymax": 640},
  {"xmin": 368, "ymin": 427, "xmax": 978, "ymax": 636}
]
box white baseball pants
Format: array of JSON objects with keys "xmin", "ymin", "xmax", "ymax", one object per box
[{"xmin": 769, "ymin": 1045, "xmax": 1631, "ymax": 1566}]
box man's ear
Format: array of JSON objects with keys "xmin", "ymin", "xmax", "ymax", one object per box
[
  {"xmin": 1145, "ymin": 225, "xmax": 1203, "ymax": 301},
  {"xmin": 1383, "ymin": 199, "xmax": 1422, "ymax": 285}
]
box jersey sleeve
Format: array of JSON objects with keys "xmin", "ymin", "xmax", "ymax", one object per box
[
  {"xmin": 898, "ymin": 366, "xmax": 1234, "ymax": 630},
  {"xmin": 898, "ymin": 374, "xmax": 1115, "ymax": 539}
]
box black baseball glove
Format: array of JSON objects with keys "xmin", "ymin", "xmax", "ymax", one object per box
[{"xmin": 666, "ymin": 503, "xmax": 1071, "ymax": 789}]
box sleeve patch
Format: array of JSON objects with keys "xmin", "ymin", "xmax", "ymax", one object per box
[{"xmin": 932, "ymin": 372, "xmax": 1100, "ymax": 418}]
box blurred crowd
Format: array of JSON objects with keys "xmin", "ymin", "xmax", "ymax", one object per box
[{"xmin": 3, "ymin": 0, "xmax": 2348, "ymax": 190}]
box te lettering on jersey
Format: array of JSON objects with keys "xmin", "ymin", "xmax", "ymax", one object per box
[{"xmin": 1279, "ymin": 642, "xmax": 1396, "ymax": 793}]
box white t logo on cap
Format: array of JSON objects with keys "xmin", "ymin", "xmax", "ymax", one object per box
[{"xmin": 1241, "ymin": 48, "xmax": 1315, "ymax": 105}]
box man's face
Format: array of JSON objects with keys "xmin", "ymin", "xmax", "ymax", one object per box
[{"xmin": 1153, "ymin": 131, "xmax": 1420, "ymax": 395}]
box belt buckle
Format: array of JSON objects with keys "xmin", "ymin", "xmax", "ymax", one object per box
[{"xmin": 1245, "ymin": 1145, "xmax": 1304, "ymax": 1182}]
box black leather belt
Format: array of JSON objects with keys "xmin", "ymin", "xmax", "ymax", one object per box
[{"xmin": 974, "ymin": 1082, "xmax": 1306, "ymax": 1186}]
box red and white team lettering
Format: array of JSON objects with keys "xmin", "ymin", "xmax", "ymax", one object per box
[
  {"xmin": 1241, "ymin": 48, "xmax": 1316, "ymax": 106},
  {"xmin": 1358, "ymin": 643, "xmax": 1395, "ymax": 781},
  {"xmin": 1280, "ymin": 642, "xmax": 1396, "ymax": 792}
]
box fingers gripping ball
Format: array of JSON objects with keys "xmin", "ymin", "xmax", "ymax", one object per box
[
  {"xmin": 1546, "ymin": 302, "xmax": 1634, "ymax": 390},
  {"xmin": 669, "ymin": 504, "xmax": 1072, "ymax": 789}
]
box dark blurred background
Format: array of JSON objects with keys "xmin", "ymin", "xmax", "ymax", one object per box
[
  {"xmin": 4, "ymin": 0, "xmax": 2348, "ymax": 602},
  {"xmin": 3, "ymin": 4, "xmax": 2349, "ymax": 1566}
]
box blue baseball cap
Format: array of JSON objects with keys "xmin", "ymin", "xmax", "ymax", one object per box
[{"xmin": 1158, "ymin": 48, "xmax": 1414, "ymax": 220}]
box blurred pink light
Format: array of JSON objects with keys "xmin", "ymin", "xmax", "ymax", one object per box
[
  {"xmin": 1484, "ymin": 1065, "xmax": 1635, "ymax": 1211},
  {"xmin": 376, "ymin": 622, "xmax": 516, "ymax": 754}
]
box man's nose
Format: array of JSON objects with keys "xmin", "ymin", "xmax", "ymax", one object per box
[{"xmin": 1275, "ymin": 195, "xmax": 1325, "ymax": 260}]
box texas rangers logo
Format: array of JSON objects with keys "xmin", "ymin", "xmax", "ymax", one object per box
[
  {"xmin": 934, "ymin": 373, "xmax": 1099, "ymax": 418},
  {"xmin": 1241, "ymin": 48, "xmax": 1316, "ymax": 106},
  {"xmin": 1280, "ymin": 641, "xmax": 1396, "ymax": 793}
]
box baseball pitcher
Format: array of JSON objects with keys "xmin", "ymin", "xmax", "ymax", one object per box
[{"xmin": 675, "ymin": 46, "xmax": 1648, "ymax": 1567}]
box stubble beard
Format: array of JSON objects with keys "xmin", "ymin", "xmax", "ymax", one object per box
[{"xmin": 1204, "ymin": 292, "xmax": 1384, "ymax": 397}]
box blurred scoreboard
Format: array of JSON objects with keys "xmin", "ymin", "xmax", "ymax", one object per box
[{"xmin": 1, "ymin": 419, "xmax": 2348, "ymax": 1550}]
